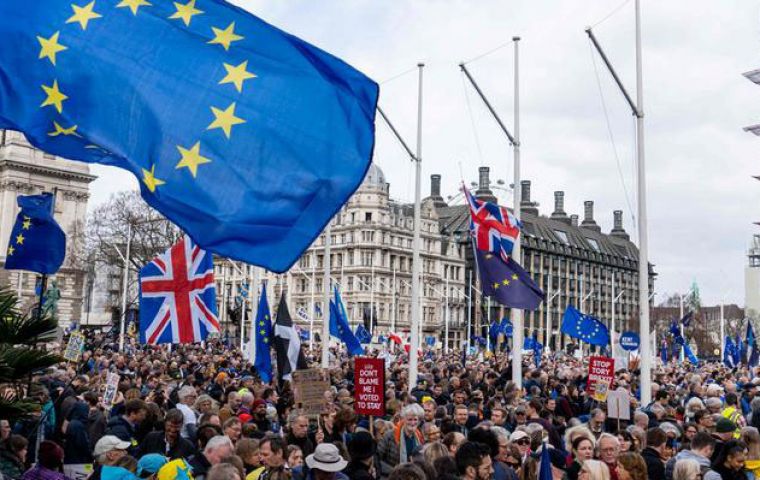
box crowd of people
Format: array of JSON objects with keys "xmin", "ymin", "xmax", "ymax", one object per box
[{"xmin": 3, "ymin": 335, "xmax": 760, "ymax": 480}]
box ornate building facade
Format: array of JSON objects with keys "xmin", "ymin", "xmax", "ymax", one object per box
[{"xmin": 0, "ymin": 130, "xmax": 95, "ymax": 326}]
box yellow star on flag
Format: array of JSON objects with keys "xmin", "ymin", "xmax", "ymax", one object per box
[
  {"xmin": 208, "ymin": 22, "xmax": 243, "ymax": 51},
  {"xmin": 41, "ymin": 80, "xmax": 68, "ymax": 114},
  {"xmin": 169, "ymin": 0, "xmax": 203, "ymax": 26},
  {"xmin": 6, "ymin": 246, "xmax": 14, "ymax": 256},
  {"xmin": 37, "ymin": 31, "xmax": 67, "ymax": 66},
  {"xmin": 502, "ymin": 279, "xmax": 510, "ymax": 286},
  {"xmin": 263, "ymin": 338, "xmax": 269, "ymax": 344},
  {"xmin": 207, "ymin": 102, "xmax": 245, "ymax": 138},
  {"xmin": 66, "ymin": 1, "xmax": 103, "ymax": 30},
  {"xmin": 48, "ymin": 121, "xmax": 80, "ymax": 137},
  {"xmin": 511, "ymin": 274, "xmax": 518, "ymax": 280},
  {"xmin": 141, "ymin": 165, "xmax": 165, "ymax": 192},
  {"xmin": 15, "ymin": 234, "xmax": 25, "ymax": 245},
  {"xmin": 22, "ymin": 219, "xmax": 31, "ymax": 230},
  {"xmin": 116, "ymin": 0, "xmax": 152, "ymax": 15},
  {"xmin": 493, "ymin": 282, "xmax": 499, "ymax": 289},
  {"xmin": 219, "ymin": 61, "xmax": 256, "ymax": 93},
  {"xmin": 175, "ymin": 141, "xmax": 211, "ymax": 177},
  {"xmin": 259, "ymin": 329, "xmax": 265, "ymax": 335}
]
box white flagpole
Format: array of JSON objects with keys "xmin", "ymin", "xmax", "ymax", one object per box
[
  {"xmin": 679, "ymin": 294, "xmax": 685, "ymax": 362},
  {"xmin": 391, "ymin": 266, "xmax": 396, "ymax": 332},
  {"xmin": 445, "ymin": 274, "xmax": 450, "ymax": 354},
  {"xmin": 634, "ymin": 0, "xmax": 652, "ymax": 405},
  {"xmin": 119, "ymin": 223, "xmax": 131, "ymax": 352},
  {"xmin": 409, "ymin": 62, "xmax": 424, "ymax": 392},
  {"xmin": 310, "ymin": 251, "xmax": 316, "ymax": 351},
  {"xmin": 322, "ymin": 224, "xmax": 332, "ymax": 368},
  {"xmin": 370, "ymin": 263, "xmax": 375, "ymax": 333},
  {"xmin": 249, "ymin": 266, "xmax": 258, "ymax": 364},
  {"xmin": 510, "ymin": 37, "xmax": 523, "ymax": 391}
]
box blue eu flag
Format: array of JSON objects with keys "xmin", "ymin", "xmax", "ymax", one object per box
[
  {"xmin": 724, "ymin": 336, "xmax": 736, "ymax": 368},
  {"xmin": 254, "ymin": 283, "xmax": 273, "ymax": 383},
  {"xmin": 748, "ymin": 322, "xmax": 759, "ymax": 367},
  {"xmin": 4, "ymin": 193, "xmax": 65, "ymax": 274},
  {"xmin": 560, "ymin": 305, "xmax": 610, "ymax": 347},
  {"xmin": 489, "ymin": 321, "xmax": 501, "ymax": 343},
  {"xmin": 476, "ymin": 250, "xmax": 544, "ymax": 310},
  {"xmin": 0, "ymin": 0, "xmax": 379, "ymax": 273},
  {"xmin": 329, "ymin": 288, "xmax": 363, "ymax": 356},
  {"xmin": 355, "ymin": 324, "xmax": 372, "ymax": 345},
  {"xmin": 500, "ymin": 317, "xmax": 513, "ymax": 337}
]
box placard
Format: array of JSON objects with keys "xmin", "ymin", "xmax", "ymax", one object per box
[
  {"xmin": 102, "ymin": 372, "xmax": 120, "ymax": 408},
  {"xmin": 354, "ymin": 357, "xmax": 385, "ymax": 417},
  {"xmin": 63, "ymin": 332, "xmax": 86, "ymax": 362},
  {"xmin": 293, "ymin": 369, "xmax": 329, "ymax": 416},
  {"xmin": 586, "ymin": 356, "xmax": 614, "ymax": 395},
  {"xmin": 592, "ymin": 380, "xmax": 610, "ymax": 402},
  {"xmin": 619, "ymin": 332, "xmax": 640, "ymax": 351},
  {"xmin": 607, "ymin": 387, "xmax": 631, "ymax": 420}
]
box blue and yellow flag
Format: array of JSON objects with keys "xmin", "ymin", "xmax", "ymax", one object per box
[
  {"xmin": 0, "ymin": 0, "xmax": 379, "ymax": 273},
  {"xmin": 4, "ymin": 193, "xmax": 65, "ymax": 274},
  {"xmin": 329, "ymin": 287, "xmax": 363, "ymax": 356},
  {"xmin": 254, "ymin": 283, "xmax": 273, "ymax": 383},
  {"xmin": 475, "ymin": 249, "xmax": 544, "ymax": 310}
]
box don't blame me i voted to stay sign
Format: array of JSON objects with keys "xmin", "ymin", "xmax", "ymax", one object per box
[{"xmin": 354, "ymin": 357, "xmax": 385, "ymax": 417}]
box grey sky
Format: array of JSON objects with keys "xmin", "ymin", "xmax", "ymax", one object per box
[{"xmin": 88, "ymin": 0, "xmax": 760, "ymax": 306}]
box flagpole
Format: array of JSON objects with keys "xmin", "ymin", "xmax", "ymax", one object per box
[
  {"xmin": 240, "ymin": 264, "xmax": 247, "ymax": 351},
  {"xmin": 118, "ymin": 221, "xmax": 131, "ymax": 352},
  {"xmin": 370, "ymin": 263, "xmax": 375, "ymax": 333},
  {"xmin": 611, "ymin": 273, "xmax": 616, "ymax": 351},
  {"xmin": 249, "ymin": 266, "xmax": 258, "ymax": 363},
  {"xmin": 546, "ymin": 271, "xmax": 552, "ymax": 348},
  {"xmin": 445, "ymin": 274, "xmax": 450, "ymax": 354},
  {"xmin": 510, "ymin": 36, "xmax": 523, "ymax": 391},
  {"xmin": 310, "ymin": 251, "xmax": 316, "ymax": 351},
  {"xmin": 720, "ymin": 301, "xmax": 725, "ymax": 360},
  {"xmin": 467, "ymin": 269, "xmax": 473, "ymax": 353},
  {"xmin": 409, "ymin": 62, "xmax": 424, "ymax": 393},
  {"xmin": 322, "ymin": 223, "xmax": 332, "ymax": 369},
  {"xmin": 487, "ymin": 297, "xmax": 492, "ymax": 351},
  {"xmin": 391, "ymin": 266, "xmax": 396, "ymax": 332},
  {"xmin": 679, "ymin": 294, "xmax": 685, "ymax": 362}
]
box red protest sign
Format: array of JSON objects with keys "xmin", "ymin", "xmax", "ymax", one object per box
[
  {"xmin": 354, "ymin": 357, "xmax": 385, "ymax": 417},
  {"xmin": 586, "ymin": 356, "xmax": 614, "ymax": 396}
]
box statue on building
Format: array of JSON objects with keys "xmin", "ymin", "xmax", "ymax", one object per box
[{"xmin": 42, "ymin": 280, "xmax": 61, "ymax": 319}]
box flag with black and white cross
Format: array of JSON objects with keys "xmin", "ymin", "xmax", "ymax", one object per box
[{"xmin": 273, "ymin": 294, "xmax": 308, "ymax": 382}]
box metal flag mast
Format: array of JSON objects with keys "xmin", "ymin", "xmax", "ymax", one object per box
[
  {"xmin": 408, "ymin": 63, "xmax": 424, "ymax": 392},
  {"xmin": 586, "ymin": 0, "xmax": 651, "ymax": 404},
  {"xmin": 459, "ymin": 36, "xmax": 523, "ymax": 390}
]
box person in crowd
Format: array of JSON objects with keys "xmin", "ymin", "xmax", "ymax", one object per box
[
  {"xmin": 596, "ymin": 433, "xmax": 621, "ymax": 480},
  {"xmin": 105, "ymin": 399, "xmax": 148, "ymax": 454},
  {"xmin": 742, "ymin": 426, "xmax": 760, "ymax": 480},
  {"xmin": 578, "ymin": 459, "xmax": 611, "ymax": 480},
  {"xmin": 378, "ymin": 404, "xmax": 424, "ymax": 477},
  {"xmin": 672, "ymin": 458, "xmax": 701, "ymax": 480},
  {"xmin": 224, "ymin": 417, "xmax": 244, "ymax": 445},
  {"xmin": 586, "ymin": 409, "xmax": 607, "ymax": 441},
  {"xmin": 257, "ymin": 436, "xmax": 287, "ymax": 480},
  {"xmin": 567, "ymin": 435, "xmax": 596, "ymax": 480},
  {"xmin": 286, "ymin": 414, "xmax": 315, "ymax": 457},
  {"xmin": 616, "ymin": 431, "xmax": 634, "ymax": 454},
  {"xmin": 705, "ymin": 439, "xmax": 748, "ymax": 480},
  {"xmin": 176, "ymin": 386, "xmax": 199, "ymax": 440},
  {"xmin": 207, "ymin": 463, "xmax": 242, "ymax": 480},
  {"xmin": 297, "ymin": 443, "xmax": 349, "ymax": 480},
  {"xmin": 455, "ymin": 441, "xmax": 493, "ymax": 480},
  {"xmin": 287, "ymin": 445, "xmax": 303, "ymax": 470},
  {"xmin": 135, "ymin": 453, "xmax": 168, "ymax": 480},
  {"xmin": 189, "ymin": 435, "xmax": 234, "ymax": 480},
  {"xmin": 509, "ymin": 430, "xmax": 531, "ymax": 461},
  {"xmin": 90, "ymin": 435, "xmax": 130, "ymax": 480},
  {"xmin": 721, "ymin": 393, "xmax": 745, "ymax": 437},
  {"xmin": 617, "ymin": 452, "xmax": 647, "ymax": 480},
  {"xmin": 641, "ymin": 427, "xmax": 667, "ymax": 480},
  {"xmin": 21, "ymin": 440, "xmax": 66, "ymax": 480},
  {"xmin": 711, "ymin": 419, "xmax": 737, "ymax": 463},
  {"xmin": 665, "ymin": 431, "xmax": 715, "ymax": 480},
  {"xmin": 219, "ymin": 391, "xmax": 241, "ymax": 424},
  {"xmin": 343, "ymin": 431, "xmax": 376, "ymax": 480},
  {"xmin": 139, "ymin": 409, "xmax": 196, "ymax": 459},
  {"xmin": 63, "ymin": 400, "xmax": 93, "ymax": 465}
]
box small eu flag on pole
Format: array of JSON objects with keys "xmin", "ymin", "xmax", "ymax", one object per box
[
  {"xmin": 475, "ymin": 249, "xmax": 544, "ymax": 310},
  {"xmin": 330, "ymin": 287, "xmax": 363, "ymax": 356},
  {"xmin": 254, "ymin": 283, "xmax": 273, "ymax": 383},
  {"xmin": 0, "ymin": 0, "xmax": 379, "ymax": 273},
  {"xmin": 4, "ymin": 193, "xmax": 65, "ymax": 274},
  {"xmin": 560, "ymin": 306, "xmax": 610, "ymax": 347}
]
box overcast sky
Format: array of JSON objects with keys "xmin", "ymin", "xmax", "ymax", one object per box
[{"xmin": 88, "ymin": 0, "xmax": 760, "ymax": 307}]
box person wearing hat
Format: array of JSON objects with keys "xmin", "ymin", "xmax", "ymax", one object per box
[
  {"xmin": 91, "ymin": 435, "xmax": 131, "ymax": 480},
  {"xmin": 343, "ymin": 431, "xmax": 376, "ymax": 480},
  {"xmin": 509, "ymin": 430, "xmax": 531, "ymax": 461},
  {"xmin": 22, "ymin": 440, "xmax": 67, "ymax": 480},
  {"xmin": 252, "ymin": 399, "xmax": 271, "ymax": 433},
  {"xmin": 302, "ymin": 443, "xmax": 348, "ymax": 480},
  {"xmin": 712, "ymin": 418, "xmax": 738, "ymax": 463},
  {"xmin": 136, "ymin": 454, "xmax": 168, "ymax": 479},
  {"xmin": 721, "ymin": 393, "xmax": 746, "ymax": 438}
]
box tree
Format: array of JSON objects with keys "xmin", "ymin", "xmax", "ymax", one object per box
[
  {"xmin": 0, "ymin": 288, "xmax": 61, "ymax": 422},
  {"xmin": 84, "ymin": 191, "xmax": 182, "ymax": 320}
]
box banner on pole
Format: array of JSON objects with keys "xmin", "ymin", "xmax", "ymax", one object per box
[
  {"xmin": 102, "ymin": 372, "xmax": 120, "ymax": 408},
  {"xmin": 586, "ymin": 355, "xmax": 614, "ymax": 396},
  {"xmin": 607, "ymin": 387, "xmax": 631, "ymax": 420},
  {"xmin": 63, "ymin": 332, "xmax": 86, "ymax": 362},
  {"xmin": 293, "ymin": 369, "xmax": 329, "ymax": 417},
  {"xmin": 354, "ymin": 357, "xmax": 385, "ymax": 417}
]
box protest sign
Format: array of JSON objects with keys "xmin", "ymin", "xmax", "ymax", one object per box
[
  {"xmin": 586, "ymin": 356, "xmax": 614, "ymax": 395},
  {"xmin": 63, "ymin": 332, "xmax": 86, "ymax": 362},
  {"xmin": 592, "ymin": 380, "xmax": 610, "ymax": 402},
  {"xmin": 293, "ymin": 369, "xmax": 329, "ymax": 416},
  {"xmin": 354, "ymin": 357, "xmax": 385, "ymax": 417},
  {"xmin": 102, "ymin": 372, "xmax": 120, "ymax": 408},
  {"xmin": 607, "ymin": 387, "xmax": 631, "ymax": 420}
]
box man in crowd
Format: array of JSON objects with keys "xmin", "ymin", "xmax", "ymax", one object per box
[
  {"xmin": 286, "ymin": 413, "xmax": 315, "ymax": 457},
  {"xmin": 189, "ymin": 435, "xmax": 233, "ymax": 480},
  {"xmin": 456, "ymin": 441, "xmax": 494, "ymax": 480},
  {"xmin": 104, "ymin": 398, "xmax": 147, "ymax": 454},
  {"xmin": 139, "ymin": 408, "xmax": 196, "ymax": 459}
]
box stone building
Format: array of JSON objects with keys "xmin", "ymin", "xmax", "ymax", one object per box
[
  {"xmin": 0, "ymin": 130, "xmax": 95, "ymax": 326},
  {"xmin": 436, "ymin": 167, "xmax": 655, "ymax": 351}
]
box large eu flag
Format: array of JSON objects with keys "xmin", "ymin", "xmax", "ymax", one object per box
[
  {"xmin": 0, "ymin": 0, "xmax": 379, "ymax": 273},
  {"xmin": 4, "ymin": 193, "xmax": 65, "ymax": 274},
  {"xmin": 476, "ymin": 250, "xmax": 544, "ymax": 310},
  {"xmin": 560, "ymin": 305, "xmax": 610, "ymax": 347}
]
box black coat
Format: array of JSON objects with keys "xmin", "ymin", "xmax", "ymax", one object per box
[
  {"xmin": 139, "ymin": 431, "xmax": 197, "ymax": 460},
  {"xmin": 642, "ymin": 447, "xmax": 665, "ymax": 480},
  {"xmin": 342, "ymin": 460, "xmax": 375, "ymax": 480}
]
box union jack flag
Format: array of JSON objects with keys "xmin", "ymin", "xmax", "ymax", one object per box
[
  {"xmin": 139, "ymin": 235, "xmax": 220, "ymax": 345},
  {"xmin": 462, "ymin": 185, "xmax": 521, "ymax": 262}
]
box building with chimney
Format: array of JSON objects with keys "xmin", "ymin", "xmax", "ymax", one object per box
[
  {"xmin": 0, "ymin": 130, "xmax": 96, "ymax": 327},
  {"xmin": 216, "ymin": 163, "xmax": 655, "ymax": 352},
  {"xmin": 436, "ymin": 166, "xmax": 655, "ymax": 351}
]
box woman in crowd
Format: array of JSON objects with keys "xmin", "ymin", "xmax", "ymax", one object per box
[
  {"xmin": 22, "ymin": 441, "xmax": 68, "ymax": 480},
  {"xmin": 0, "ymin": 435, "xmax": 27, "ymax": 480},
  {"xmin": 705, "ymin": 440, "xmax": 748, "ymax": 480},
  {"xmin": 578, "ymin": 459, "xmax": 610, "ymax": 480},
  {"xmin": 566, "ymin": 436, "xmax": 596, "ymax": 480},
  {"xmin": 617, "ymin": 452, "xmax": 647, "ymax": 480},
  {"xmin": 616, "ymin": 431, "xmax": 634, "ymax": 454},
  {"xmin": 742, "ymin": 427, "xmax": 760, "ymax": 480}
]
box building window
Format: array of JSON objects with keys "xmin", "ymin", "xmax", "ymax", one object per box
[
  {"xmin": 587, "ymin": 238, "xmax": 600, "ymax": 252},
  {"xmin": 365, "ymin": 212, "xmax": 372, "ymax": 222},
  {"xmin": 554, "ymin": 230, "xmax": 569, "ymax": 244}
]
